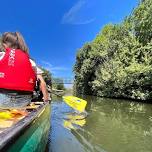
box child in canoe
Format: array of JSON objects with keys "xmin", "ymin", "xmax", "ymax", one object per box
[{"xmin": 0, "ymin": 32, "xmax": 49, "ymax": 109}]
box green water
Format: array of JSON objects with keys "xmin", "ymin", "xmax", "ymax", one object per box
[{"xmin": 49, "ymin": 96, "xmax": 152, "ymax": 152}]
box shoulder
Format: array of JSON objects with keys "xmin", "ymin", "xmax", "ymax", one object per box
[
  {"xmin": 0, "ymin": 52, "xmax": 5, "ymax": 60},
  {"xmin": 37, "ymin": 66, "xmax": 44, "ymax": 75},
  {"xmin": 30, "ymin": 59, "xmax": 43, "ymax": 74},
  {"xmin": 30, "ymin": 59, "xmax": 36, "ymax": 66}
]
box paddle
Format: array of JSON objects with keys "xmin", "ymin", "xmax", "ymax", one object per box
[
  {"xmin": 62, "ymin": 96, "xmax": 87, "ymax": 113},
  {"xmin": 0, "ymin": 111, "xmax": 12, "ymax": 119}
]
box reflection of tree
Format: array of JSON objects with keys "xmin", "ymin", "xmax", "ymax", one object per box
[
  {"xmin": 87, "ymin": 96, "xmax": 152, "ymax": 129},
  {"xmin": 72, "ymin": 129, "xmax": 105, "ymax": 152},
  {"xmin": 72, "ymin": 95, "xmax": 152, "ymax": 152}
]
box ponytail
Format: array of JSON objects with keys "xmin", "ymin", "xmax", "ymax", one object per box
[
  {"xmin": 2, "ymin": 32, "xmax": 29, "ymax": 54},
  {"xmin": 15, "ymin": 32, "xmax": 29, "ymax": 54}
]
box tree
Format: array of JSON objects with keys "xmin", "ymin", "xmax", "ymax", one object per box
[
  {"xmin": 41, "ymin": 67, "xmax": 52, "ymax": 86},
  {"xmin": 132, "ymin": 0, "xmax": 152, "ymax": 45},
  {"xmin": 74, "ymin": 0, "xmax": 152, "ymax": 100}
]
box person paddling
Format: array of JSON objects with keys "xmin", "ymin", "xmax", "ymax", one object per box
[{"xmin": 0, "ymin": 32, "xmax": 36, "ymax": 109}]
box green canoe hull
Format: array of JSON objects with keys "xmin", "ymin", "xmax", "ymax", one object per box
[{"xmin": 0, "ymin": 103, "xmax": 51, "ymax": 152}]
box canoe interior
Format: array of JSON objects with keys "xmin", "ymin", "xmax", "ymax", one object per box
[{"xmin": 0, "ymin": 102, "xmax": 51, "ymax": 152}]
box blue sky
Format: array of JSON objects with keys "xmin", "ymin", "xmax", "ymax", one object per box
[{"xmin": 0, "ymin": 0, "xmax": 138, "ymax": 79}]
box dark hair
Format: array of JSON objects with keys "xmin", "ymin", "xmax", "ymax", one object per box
[{"xmin": 1, "ymin": 32, "xmax": 29, "ymax": 53}]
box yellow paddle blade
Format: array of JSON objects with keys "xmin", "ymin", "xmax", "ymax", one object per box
[
  {"xmin": 0, "ymin": 109, "xmax": 28, "ymax": 120},
  {"xmin": 63, "ymin": 96, "xmax": 87, "ymax": 112},
  {"xmin": 0, "ymin": 111, "xmax": 12, "ymax": 119}
]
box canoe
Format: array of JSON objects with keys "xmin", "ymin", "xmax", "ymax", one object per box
[
  {"xmin": 62, "ymin": 96, "xmax": 87, "ymax": 112},
  {"xmin": 0, "ymin": 101, "xmax": 51, "ymax": 152}
]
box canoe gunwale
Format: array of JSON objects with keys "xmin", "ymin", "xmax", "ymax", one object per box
[{"xmin": 0, "ymin": 102, "xmax": 50, "ymax": 150}]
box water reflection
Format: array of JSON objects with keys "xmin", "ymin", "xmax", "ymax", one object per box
[
  {"xmin": 49, "ymin": 96, "xmax": 152, "ymax": 152},
  {"xmin": 63, "ymin": 113, "xmax": 86, "ymax": 130}
]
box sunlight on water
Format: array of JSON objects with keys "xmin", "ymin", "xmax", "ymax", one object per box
[{"xmin": 47, "ymin": 96, "xmax": 152, "ymax": 152}]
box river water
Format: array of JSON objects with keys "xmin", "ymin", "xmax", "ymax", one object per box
[{"xmin": 47, "ymin": 96, "xmax": 152, "ymax": 152}]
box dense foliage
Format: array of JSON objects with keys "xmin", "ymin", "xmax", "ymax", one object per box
[
  {"xmin": 41, "ymin": 67, "xmax": 52, "ymax": 86},
  {"xmin": 74, "ymin": 0, "xmax": 152, "ymax": 100}
]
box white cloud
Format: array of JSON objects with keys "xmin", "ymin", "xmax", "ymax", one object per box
[
  {"xmin": 41, "ymin": 61, "xmax": 68, "ymax": 74},
  {"xmin": 71, "ymin": 18, "xmax": 95, "ymax": 25},
  {"xmin": 61, "ymin": 0, "xmax": 95, "ymax": 25}
]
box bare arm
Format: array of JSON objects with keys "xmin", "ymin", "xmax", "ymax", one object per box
[{"xmin": 37, "ymin": 74, "xmax": 49, "ymax": 102}]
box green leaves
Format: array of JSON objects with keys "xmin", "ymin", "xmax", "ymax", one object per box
[
  {"xmin": 74, "ymin": 0, "xmax": 152, "ymax": 100},
  {"xmin": 41, "ymin": 68, "xmax": 52, "ymax": 86},
  {"xmin": 132, "ymin": 0, "xmax": 152, "ymax": 45}
]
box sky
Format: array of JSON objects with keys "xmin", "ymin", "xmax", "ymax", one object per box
[{"xmin": 0, "ymin": 0, "xmax": 139, "ymax": 79}]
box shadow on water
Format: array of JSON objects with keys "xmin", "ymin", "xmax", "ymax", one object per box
[{"xmin": 47, "ymin": 95, "xmax": 152, "ymax": 152}]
